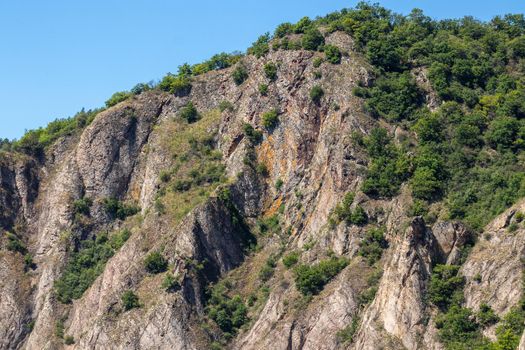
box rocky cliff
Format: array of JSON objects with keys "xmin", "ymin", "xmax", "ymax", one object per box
[{"xmin": 1, "ymin": 12, "xmax": 525, "ymax": 350}]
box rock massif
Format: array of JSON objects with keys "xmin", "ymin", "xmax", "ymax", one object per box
[{"xmin": 1, "ymin": 31, "xmax": 524, "ymax": 350}]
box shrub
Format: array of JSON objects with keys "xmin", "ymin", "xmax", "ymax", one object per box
[
  {"xmin": 293, "ymin": 256, "xmax": 348, "ymax": 295},
  {"xmin": 73, "ymin": 197, "xmax": 92, "ymax": 216},
  {"xmin": 179, "ymin": 101, "xmax": 200, "ymax": 123},
  {"xmin": 361, "ymin": 128, "xmax": 411, "ymax": 198},
  {"xmin": 105, "ymin": 91, "xmax": 131, "ymax": 108},
  {"xmin": 310, "ymin": 85, "xmax": 324, "ymax": 104},
  {"xmin": 162, "ymin": 274, "xmax": 180, "ymax": 292},
  {"xmin": 232, "ymin": 65, "xmax": 249, "ymax": 85},
  {"xmin": 333, "ymin": 193, "xmax": 368, "ymax": 226},
  {"xmin": 476, "ymin": 303, "xmax": 499, "ymax": 327},
  {"xmin": 263, "ymin": 62, "xmax": 278, "ymax": 81},
  {"xmin": 324, "ymin": 45, "xmax": 342, "ymax": 64},
  {"xmin": 242, "ymin": 123, "xmax": 263, "ymax": 144},
  {"xmin": 158, "ymin": 73, "xmax": 192, "ymax": 96},
  {"xmin": 282, "ymin": 252, "xmax": 299, "ymax": 268},
  {"xmin": 207, "ymin": 283, "xmax": 248, "ymax": 334},
  {"xmin": 144, "ymin": 252, "xmax": 168, "ymax": 274},
  {"xmin": 54, "ymin": 229, "xmax": 131, "ymax": 303},
  {"xmin": 6, "ymin": 232, "xmax": 27, "ymax": 254},
  {"xmin": 261, "ymin": 109, "xmax": 279, "ymax": 129},
  {"xmin": 428, "ymin": 264, "xmax": 464, "ymax": 310},
  {"xmin": 313, "ymin": 57, "xmax": 323, "ymax": 68},
  {"xmin": 259, "ymin": 256, "xmax": 276, "ymax": 282},
  {"xmin": 55, "ymin": 320, "xmax": 64, "ymax": 338},
  {"xmin": 302, "ymin": 28, "xmax": 325, "ymax": 51},
  {"xmin": 435, "ymin": 305, "xmax": 484, "ymax": 348},
  {"xmin": 64, "ymin": 336, "xmax": 75, "ymax": 345},
  {"xmin": 259, "ymin": 83, "xmax": 269, "ymax": 96},
  {"xmin": 337, "ymin": 317, "xmax": 359, "ymax": 344},
  {"xmin": 358, "ymin": 227, "xmax": 388, "ymax": 265},
  {"xmin": 364, "ymin": 72, "xmax": 423, "ymax": 121},
  {"xmin": 121, "ymin": 290, "xmax": 140, "ymax": 311},
  {"xmin": 275, "ymin": 179, "xmax": 284, "ymax": 191},
  {"xmin": 248, "ymin": 33, "xmax": 270, "ymax": 58},
  {"xmin": 131, "ymin": 82, "xmax": 151, "ymax": 95},
  {"xmin": 275, "ymin": 22, "xmax": 293, "ymax": 37},
  {"xmin": 102, "ymin": 198, "xmax": 140, "ymax": 220},
  {"xmin": 219, "ymin": 100, "xmax": 234, "ymax": 112},
  {"xmin": 294, "ymin": 16, "xmax": 313, "ymax": 34}
]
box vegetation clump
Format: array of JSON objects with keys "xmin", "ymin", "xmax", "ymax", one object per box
[
  {"xmin": 332, "ymin": 192, "xmax": 368, "ymax": 226},
  {"xmin": 105, "ymin": 91, "xmax": 131, "ymax": 107},
  {"xmin": 232, "ymin": 64, "xmax": 249, "ymax": 85},
  {"xmin": 206, "ymin": 282, "xmax": 248, "ymax": 335},
  {"xmin": 121, "ymin": 290, "xmax": 140, "ymax": 310},
  {"xmin": 179, "ymin": 101, "xmax": 200, "ymax": 123},
  {"xmin": 310, "ymin": 85, "xmax": 324, "ymax": 104},
  {"xmin": 324, "ymin": 45, "xmax": 342, "ymax": 64},
  {"xmin": 358, "ymin": 227, "xmax": 388, "ymax": 265},
  {"xmin": 293, "ymin": 256, "xmax": 348, "ymax": 295},
  {"xmin": 144, "ymin": 251, "xmax": 168, "ymax": 274},
  {"xmin": 263, "ymin": 62, "xmax": 278, "ymax": 81},
  {"xmin": 102, "ymin": 198, "xmax": 140, "ymax": 220},
  {"xmin": 55, "ymin": 229, "xmax": 131, "ymax": 303},
  {"xmin": 261, "ymin": 109, "xmax": 279, "ymax": 129}
]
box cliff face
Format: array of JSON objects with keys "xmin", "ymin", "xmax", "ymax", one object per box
[{"xmin": 1, "ymin": 31, "xmax": 524, "ymax": 350}]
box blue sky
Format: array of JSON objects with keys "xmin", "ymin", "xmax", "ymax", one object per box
[{"xmin": 1, "ymin": 1, "xmax": 523, "ymax": 140}]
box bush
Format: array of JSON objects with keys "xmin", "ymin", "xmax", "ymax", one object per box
[
  {"xmin": 218, "ymin": 100, "xmax": 234, "ymax": 112},
  {"xmin": 6, "ymin": 232, "xmax": 27, "ymax": 254},
  {"xmin": 361, "ymin": 128, "xmax": 411, "ymax": 198},
  {"xmin": 275, "ymin": 179, "xmax": 284, "ymax": 191},
  {"xmin": 162, "ymin": 274, "xmax": 180, "ymax": 292},
  {"xmin": 242, "ymin": 123, "xmax": 263, "ymax": 144},
  {"xmin": 293, "ymin": 256, "xmax": 348, "ymax": 295},
  {"xmin": 102, "ymin": 198, "xmax": 140, "ymax": 220},
  {"xmin": 275, "ymin": 22, "xmax": 293, "ymax": 37},
  {"xmin": 358, "ymin": 227, "xmax": 388, "ymax": 265},
  {"xmin": 324, "ymin": 45, "xmax": 342, "ymax": 64},
  {"xmin": 294, "ymin": 16, "xmax": 313, "ymax": 34},
  {"xmin": 105, "ymin": 91, "xmax": 131, "ymax": 108},
  {"xmin": 435, "ymin": 305, "xmax": 484, "ymax": 348},
  {"xmin": 207, "ymin": 283, "xmax": 248, "ymax": 334},
  {"xmin": 55, "ymin": 229, "xmax": 131, "ymax": 303},
  {"xmin": 73, "ymin": 197, "xmax": 92, "ymax": 216},
  {"xmin": 258, "ymin": 83, "xmax": 269, "ymax": 96},
  {"xmin": 282, "ymin": 252, "xmax": 299, "ymax": 268},
  {"xmin": 261, "ymin": 109, "xmax": 279, "ymax": 129},
  {"xmin": 179, "ymin": 101, "xmax": 200, "ymax": 123},
  {"xmin": 476, "ymin": 303, "xmax": 499, "ymax": 327},
  {"xmin": 310, "ymin": 85, "xmax": 324, "ymax": 104},
  {"xmin": 259, "ymin": 256, "xmax": 276, "ymax": 282},
  {"xmin": 64, "ymin": 336, "xmax": 75, "ymax": 345},
  {"xmin": 313, "ymin": 57, "xmax": 323, "ymax": 68},
  {"xmin": 121, "ymin": 290, "xmax": 140, "ymax": 311},
  {"xmin": 248, "ymin": 33, "xmax": 270, "ymax": 58},
  {"xmin": 302, "ymin": 28, "xmax": 325, "ymax": 51},
  {"xmin": 131, "ymin": 82, "xmax": 151, "ymax": 95},
  {"xmin": 337, "ymin": 317, "xmax": 359, "ymax": 344},
  {"xmin": 333, "ymin": 193, "xmax": 368, "ymax": 226},
  {"xmin": 232, "ymin": 65, "xmax": 249, "ymax": 85},
  {"xmin": 364, "ymin": 72, "xmax": 422, "ymax": 121},
  {"xmin": 144, "ymin": 252, "xmax": 168, "ymax": 274},
  {"xmin": 158, "ymin": 73, "xmax": 192, "ymax": 96},
  {"xmin": 264, "ymin": 62, "xmax": 278, "ymax": 81},
  {"xmin": 428, "ymin": 264, "xmax": 464, "ymax": 310}
]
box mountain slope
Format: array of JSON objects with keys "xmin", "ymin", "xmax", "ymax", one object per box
[{"xmin": 1, "ymin": 3, "xmax": 525, "ymax": 350}]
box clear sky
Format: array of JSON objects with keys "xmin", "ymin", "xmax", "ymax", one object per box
[{"xmin": 1, "ymin": 1, "xmax": 523, "ymax": 140}]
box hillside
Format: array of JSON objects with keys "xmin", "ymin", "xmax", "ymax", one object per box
[{"xmin": 1, "ymin": 3, "xmax": 525, "ymax": 349}]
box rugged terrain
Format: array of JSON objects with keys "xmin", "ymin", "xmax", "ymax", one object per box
[{"xmin": 2, "ymin": 5, "xmax": 525, "ymax": 350}]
